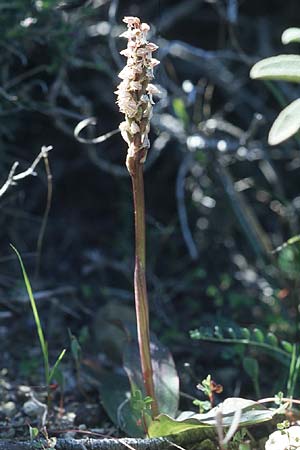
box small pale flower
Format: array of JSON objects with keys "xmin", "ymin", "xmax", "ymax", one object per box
[
  {"xmin": 115, "ymin": 16, "xmax": 160, "ymax": 173},
  {"xmin": 147, "ymin": 42, "xmax": 159, "ymax": 52},
  {"xmin": 149, "ymin": 58, "xmax": 160, "ymax": 68},
  {"xmin": 130, "ymin": 121, "xmax": 140, "ymax": 134},
  {"xmin": 141, "ymin": 23, "xmax": 150, "ymax": 32},
  {"xmin": 147, "ymin": 84, "xmax": 161, "ymax": 95},
  {"xmin": 123, "ymin": 16, "xmax": 140, "ymax": 26}
]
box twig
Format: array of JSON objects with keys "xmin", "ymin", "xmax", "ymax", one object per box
[
  {"xmin": 176, "ymin": 154, "xmax": 198, "ymax": 260},
  {"xmin": 0, "ymin": 428, "xmax": 216, "ymax": 450},
  {"xmin": 0, "ymin": 146, "xmax": 53, "ymax": 198}
]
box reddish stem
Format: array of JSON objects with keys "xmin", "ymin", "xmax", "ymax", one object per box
[{"xmin": 130, "ymin": 156, "xmax": 158, "ymax": 418}]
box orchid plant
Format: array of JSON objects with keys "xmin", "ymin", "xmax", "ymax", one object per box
[{"xmin": 115, "ymin": 16, "xmax": 161, "ymax": 417}]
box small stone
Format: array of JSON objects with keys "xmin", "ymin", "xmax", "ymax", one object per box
[
  {"xmin": 0, "ymin": 428, "xmax": 15, "ymax": 439},
  {"xmin": 18, "ymin": 385, "xmax": 31, "ymax": 397},
  {"xmin": 0, "ymin": 401, "xmax": 16, "ymax": 418},
  {"xmin": 23, "ymin": 400, "xmax": 45, "ymax": 418},
  {"xmin": 265, "ymin": 426, "xmax": 300, "ymax": 450}
]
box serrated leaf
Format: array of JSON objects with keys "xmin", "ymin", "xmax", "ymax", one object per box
[
  {"xmin": 281, "ymin": 340, "xmax": 293, "ymax": 353},
  {"xmin": 268, "ymin": 98, "xmax": 300, "ymax": 145},
  {"xmin": 282, "ymin": 28, "xmax": 300, "ymax": 45},
  {"xmin": 250, "ymin": 55, "xmax": 300, "ymax": 83},
  {"xmin": 252, "ymin": 328, "xmax": 264, "ymax": 343},
  {"xmin": 148, "ymin": 398, "xmax": 277, "ymax": 438}
]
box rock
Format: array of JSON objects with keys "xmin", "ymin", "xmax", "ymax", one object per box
[
  {"xmin": 23, "ymin": 400, "xmax": 46, "ymax": 418},
  {"xmin": 265, "ymin": 426, "xmax": 300, "ymax": 450},
  {"xmin": 0, "ymin": 401, "xmax": 16, "ymax": 418}
]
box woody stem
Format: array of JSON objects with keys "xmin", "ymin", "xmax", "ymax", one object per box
[{"xmin": 130, "ymin": 156, "xmax": 158, "ymax": 418}]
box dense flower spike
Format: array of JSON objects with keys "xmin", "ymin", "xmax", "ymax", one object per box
[{"xmin": 115, "ymin": 16, "xmax": 160, "ymax": 174}]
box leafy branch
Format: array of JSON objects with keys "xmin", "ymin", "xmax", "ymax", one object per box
[{"xmin": 190, "ymin": 325, "xmax": 293, "ymax": 362}]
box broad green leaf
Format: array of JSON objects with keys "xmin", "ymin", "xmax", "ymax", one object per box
[
  {"xmin": 148, "ymin": 398, "xmax": 277, "ymax": 438},
  {"xmin": 250, "ymin": 55, "xmax": 300, "ymax": 83},
  {"xmin": 123, "ymin": 333, "xmax": 180, "ymax": 418},
  {"xmin": 268, "ymin": 99, "xmax": 300, "ymax": 145},
  {"xmin": 99, "ymin": 372, "xmax": 144, "ymax": 437},
  {"xmin": 282, "ymin": 28, "xmax": 300, "ymax": 45}
]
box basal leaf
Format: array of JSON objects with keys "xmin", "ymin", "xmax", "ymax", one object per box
[
  {"xmin": 250, "ymin": 55, "xmax": 300, "ymax": 83},
  {"xmin": 268, "ymin": 99, "xmax": 300, "ymax": 145},
  {"xmin": 99, "ymin": 372, "xmax": 144, "ymax": 437},
  {"xmin": 282, "ymin": 28, "xmax": 300, "ymax": 45},
  {"xmin": 148, "ymin": 398, "xmax": 277, "ymax": 438},
  {"xmin": 123, "ymin": 333, "xmax": 180, "ymax": 418}
]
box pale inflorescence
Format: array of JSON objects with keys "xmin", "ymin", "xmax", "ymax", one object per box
[{"xmin": 115, "ymin": 16, "xmax": 160, "ymax": 173}]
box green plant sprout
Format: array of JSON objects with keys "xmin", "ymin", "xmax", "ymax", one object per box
[
  {"xmin": 196, "ymin": 374, "xmax": 223, "ymax": 408},
  {"xmin": 250, "ymin": 27, "xmax": 300, "ymax": 145},
  {"xmin": 11, "ymin": 245, "xmax": 66, "ymax": 392},
  {"xmin": 130, "ymin": 385, "xmax": 153, "ymax": 435}
]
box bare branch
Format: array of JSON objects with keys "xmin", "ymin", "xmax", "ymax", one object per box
[
  {"xmin": 0, "ymin": 146, "xmax": 53, "ymax": 198},
  {"xmin": 0, "ymin": 429, "xmax": 216, "ymax": 450}
]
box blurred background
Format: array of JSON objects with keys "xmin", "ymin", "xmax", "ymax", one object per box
[{"xmin": 2, "ymin": 0, "xmax": 300, "ymax": 404}]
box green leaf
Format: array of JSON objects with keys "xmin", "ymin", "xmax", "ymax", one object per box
[
  {"xmin": 48, "ymin": 349, "xmax": 66, "ymax": 384},
  {"xmin": 282, "ymin": 28, "xmax": 300, "ymax": 45},
  {"xmin": 252, "ymin": 328, "xmax": 264, "ymax": 343},
  {"xmin": 148, "ymin": 398, "xmax": 277, "ymax": 438},
  {"xmin": 123, "ymin": 334, "xmax": 180, "ymax": 418},
  {"xmin": 99, "ymin": 372, "xmax": 144, "ymax": 437},
  {"xmin": 172, "ymin": 98, "xmax": 189, "ymax": 127},
  {"xmin": 250, "ymin": 55, "xmax": 300, "ymax": 83},
  {"xmin": 29, "ymin": 426, "xmax": 39, "ymax": 440},
  {"xmin": 281, "ymin": 340, "xmax": 294, "ymax": 353},
  {"xmin": 241, "ymin": 328, "xmax": 251, "ymax": 340},
  {"xmin": 227, "ymin": 328, "xmax": 237, "ymax": 339},
  {"xmin": 11, "ymin": 245, "xmax": 50, "ymax": 384},
  {"xmin": 266, "ymin": 332, "xmax": 279, "ymax": 347},
  {"xmin": 243, "ymin": 357, "xmax": 259, "ymax": 380},
  {"xmin": 278, "ymin": 244, "xmax": 300, "ymax": 279},
  {"xmin": 268, "ymin": 98, "xmax": 300, "ymax": 145}
]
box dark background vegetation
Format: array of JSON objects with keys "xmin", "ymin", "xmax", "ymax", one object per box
[{"xmin": 2, "ymin": 0, "xmax": 300, "ymax": 412}]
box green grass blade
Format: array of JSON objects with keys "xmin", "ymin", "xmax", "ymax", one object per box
[
  {"xmin": 48, "ymin": 348, "xmax": 67, "ymax": 384},
  {"xmin": 11, "ymin": 244, "xmax": 50, "ymax": 383}
]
